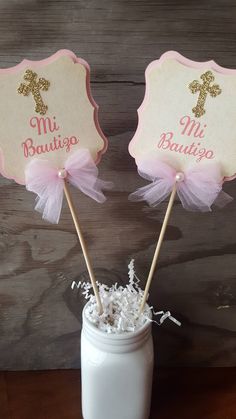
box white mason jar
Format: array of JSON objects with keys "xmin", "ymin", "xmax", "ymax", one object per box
[{"xmin": 81, "ymin": 303, "xmax": 154, "ymax": 419}]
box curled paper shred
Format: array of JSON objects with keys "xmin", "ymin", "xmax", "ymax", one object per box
[
  {"xmin": 129, "ymin": 157, "xmax": 233, "ymax": 212},
  {"xmin": 71, "ymin": 259, "xmax": 181, "ymax": 333},
  {"xmin": 152, "ymin": 310, "xmax": 181, "ymax": 327},
  {"xmin": 25, "ymin": 148, "xmax": 113, "ymax": 223}
]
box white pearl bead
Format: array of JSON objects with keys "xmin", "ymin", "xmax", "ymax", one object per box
[
  {"xmin": 175, "ymin": 172, "xmax": 185, "ymax": 182},
  {"xmin": 58, "ymin": 168, "xmax": 67, "ymax": 179}
]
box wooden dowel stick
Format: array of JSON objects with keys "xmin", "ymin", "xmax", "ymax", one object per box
[
  {"xmin": 140, "ymin": 184, "xmax": 177, "ymax": 313},
  {"xmin": 63, "ymin": 180, "xmax": 103, "ymax": 315}
]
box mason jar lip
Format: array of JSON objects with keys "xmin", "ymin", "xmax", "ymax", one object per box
[{"xmin": 82, "ymin": 301, "xmax": 152, "ymax": 340}]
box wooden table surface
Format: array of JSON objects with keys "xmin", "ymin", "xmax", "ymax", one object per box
[{"xmin": 0, "ymin": 368, "xmax": 235, "ymax": 419}]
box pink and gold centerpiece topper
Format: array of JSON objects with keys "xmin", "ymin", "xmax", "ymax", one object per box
[
  {"xmin": 129, "ymin": 52, "xmax": 236, "ymax": 313},
  {"xmin": 0, "ymin": 50, "xmax": 110, "ymax": 315},
  {"xmin": 129, "ymin": 51, "xmax": 236, "ymax": 181},
  {"xmin": 0, "ymin": 49, "xmax": 107, "ymax": 184}
]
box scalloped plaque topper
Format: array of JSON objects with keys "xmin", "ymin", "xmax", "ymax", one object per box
[
  {"xmin": 129, "ymin": 51, "xmax": 236, "ymax": 180},
  {"xmin": 0, "ymin": 50, "xmax": 107, "ymax": 185}
]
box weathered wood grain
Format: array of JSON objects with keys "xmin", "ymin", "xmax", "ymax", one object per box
[{"xmin": 1, "ymin": 0, "xmax": 236, "ymax": 369}]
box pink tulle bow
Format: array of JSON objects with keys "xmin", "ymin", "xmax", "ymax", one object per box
[
  {"xmin": 25, "ymin": 149, "xmax": 112, "ymax": 224},
  {"xmin": 129, "ymin": 157, "xmax": 233, "ymax": 212}
]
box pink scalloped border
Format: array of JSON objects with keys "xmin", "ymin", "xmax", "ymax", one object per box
[
  {"xmin": 0, "ymin": 49, "xmax": 108, "ymax": 185},
  {"xmin": 128, "ymin": 50, "xmax": 236, "ymax": 182}
]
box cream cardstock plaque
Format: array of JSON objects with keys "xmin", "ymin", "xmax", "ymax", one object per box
[
  {"xmin": 0, "ymin": 50, "xmax": 107, "ymax": 184},
  {"xmin": 129, "ymin": 51, "xmax": 236, "ymax": 180}
]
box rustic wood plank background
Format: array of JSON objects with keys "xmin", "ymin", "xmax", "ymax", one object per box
[{"xmin": 0, "ymin": 0, "xmax": 236, "ymax": 370}]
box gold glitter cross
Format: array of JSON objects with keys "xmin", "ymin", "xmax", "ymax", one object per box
[
  {"xmin": 18, "ymin": 69, "xmax": 50, "ymax": 115},
  {"xmin": 189, "ymin": 71, "xmax": 221, "ymax": 118}
]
